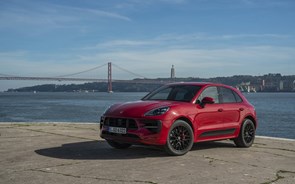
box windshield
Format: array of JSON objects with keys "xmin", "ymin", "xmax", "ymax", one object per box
[{"xmin": 142, "ymin": 85, "xmax": 201, "ymax": 102}]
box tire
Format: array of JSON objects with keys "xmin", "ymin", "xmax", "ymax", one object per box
[
  {"xmin": 234, "ymin": 119, "xmax": 255, "ymax": 148},
  {"xmin": 165, "ymin": 120, "xmax": 194, "ymax": 156},
  {"xmin": 106, "ymin": 140, "xmax": 132, "ymax": 149}
]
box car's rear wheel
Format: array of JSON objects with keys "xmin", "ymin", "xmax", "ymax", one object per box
[
  {"xmin": 165, "ymin": 120, "xmax": 194, "ymax": 156},
  {"xmin": 234, "ymin": 119, "xmax": 255, "ymax": 147},
  {"xmin": 106, "ymin": 140, "xmax": 132, "ymax": 149}
]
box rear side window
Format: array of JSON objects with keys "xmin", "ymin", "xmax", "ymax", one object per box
[
  {"xmin": 219, "ymin": 87, "xmax": 238, "ymax": 103},
  {"xmin": 233, "ymin": 91, "xmax": 243, "ymax": 102}
]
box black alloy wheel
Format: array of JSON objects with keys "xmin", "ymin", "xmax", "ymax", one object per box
[
  {"xmin": 234, "ymin": 119, "xmax": 255, "ymax": 147},
  {"xmin": 165, "ymin": 120, "xmax": 194, "ymax": 156}
]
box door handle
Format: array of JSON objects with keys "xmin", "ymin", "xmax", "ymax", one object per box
[
  {"xmin": 239, "ymin": 108, "xmax": 244, "ymax": 111},
  {"xmin": 218, "ymin": 108, "xmax": 223, "ymax": 112}
]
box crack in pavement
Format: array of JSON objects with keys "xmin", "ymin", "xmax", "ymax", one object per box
[
  {"xmin": 57, "ymin": 124, "xmax": 99, "ymax": 131},
  {"xmin": 8, "ymin": 123, "xmax": 99, "ymax": 131},
  {"xmin": 202, "ymin": 155, "xmax": 265, "ymax": 169},
  {"xmin": 253, "ymin": 145, "xmax": 295, "ymax": 153},
  {"xmin": 248, "ymin": 149, "xmax": 293, "ymax": 158},
  {"xmin": 253, "ymin": 143, "xmax": 267, "ymax": 146},
  {"xmin": 16, "ymin": 127, "xmax": 97, "ymax": 141},
  {"xmin": 0, "ymin": 126, "xmax": 16, "ymax": 129},
  {"xmin": 203, "ymin": 156, "xmax": 240, "ymax": 165},
  {"xmin": 29, "ymin": 168, "xmax": 157, "ymax": 184},
  {"xmin": 9, "ymin": 160, "xmax": 157, "ymax": 184},
  {"xmin": 6, "ymin": 161, "xmax": 83, "ymax": 174},
  {"xmin": 260, "ymin": 170, "xmax": 295, "ymax": 184},
  {"xmin": 1, "ymin": 134, "xmax": 47, "ymax": 139}
]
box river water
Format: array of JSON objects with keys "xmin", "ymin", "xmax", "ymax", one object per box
[{"xmin": 0, "ymin": 92, "xmax": 294, "ymax": 139}]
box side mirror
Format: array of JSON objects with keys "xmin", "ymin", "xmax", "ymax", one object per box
[{"xmin": 200, "ymin": 97, "xmax": 215, "ymax": 107}]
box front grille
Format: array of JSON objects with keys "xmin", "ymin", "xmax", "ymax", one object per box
[{"xmin": 104, "ymin": 118, "xmax": 138, "ymax": 130}]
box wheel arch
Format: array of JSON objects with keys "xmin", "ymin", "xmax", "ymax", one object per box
[
  {"xmin": 244, "ymin": 115, "xmax": 257, "ymax": 129},
  {"xmin": 175, "ymin": 116, "xmax": 194, "ymax": 133}
]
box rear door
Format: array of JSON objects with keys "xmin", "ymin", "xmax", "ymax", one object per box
[{"xmin": 218, "ymin": 87, "xmax": 243, "ymax": 131}]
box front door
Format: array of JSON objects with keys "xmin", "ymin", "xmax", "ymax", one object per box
[{"xmin": 194, "ymin": 86, "xmax": 224, "ymax": 140}]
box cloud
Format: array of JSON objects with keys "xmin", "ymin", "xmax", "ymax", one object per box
[
  {"xmin": 54, "ymin": 5, "xmax": 131, "ymax": 22},
  {"xmin": 155, "ymin": 33, "xmax": 290, "ymax": 42},
  {"xmin": 82, "ymin": 33, "xmax": 290, "ymax": 51},
  {"xmin": 96, "ymin": 40, "xmax": 157, "ymax": 47},
  {"xmin": 0, "ymin": 51, "xmax": 28, "ymax": 57},
  {"xmin": 157, "ymin": 0, "xmax": 188, "ymax": 4},
  {"xmin": 1, "ymin": 44, "xmax": 294, "ymax": 86},
  {"xmin": 1, "ymin": 30, "xmax": 294, "ymax": 80},
  {"xmin": 0, "ymin": 0, "xmax": 131, "ymax": 29},
  {"xmin": 76, "ymin": 45, "xmax": 295, "ymax": 78},
  {"xmin": 0, "ymin": 47, "xmax": 293, "ymax": 92},
  {"xmin": 114, "ymin": 0, "xmax": 188, "ymax": 10},
  {"xmin": 239, "ymin": 0, "xmax": 292, "ymax": 6},
  {"xmin": 73, "ymin": 32, "xmax": 294, "ymax": 78}
]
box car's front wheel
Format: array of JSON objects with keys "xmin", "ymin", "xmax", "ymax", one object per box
[
  {"xmin": 165, "ymin": 120, "xmax": 194, "ymax": 156},
  {"xmin": 106, "ymin": 140, "xmax": 132, "ymax": 149},
  {"xmin": 234, "ymin": 119, "xmax": 255, "ymax": 147}
]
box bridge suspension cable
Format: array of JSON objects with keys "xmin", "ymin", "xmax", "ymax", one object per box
[
  {"xmin": 0, "ymin": 73, "xmax": 20, "ymax": 77},
  {"xmin": 0, "ymin": 62, "xmax": 148, "ymax": 80},
  {"xmin": 53, "ymin": 63, "xmax": 108, "ymax": 78},
  {"xmin": 112, "ymin": 63, "xmax": 146, "ymax": 79}
]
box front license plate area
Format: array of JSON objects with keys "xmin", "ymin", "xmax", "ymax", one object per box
[{"xmin": 108, "ymin": 126, "xmax": 127, "ymax": 134}]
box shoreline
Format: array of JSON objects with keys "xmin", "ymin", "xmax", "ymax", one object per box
[{"xmin": 1, "ymin": 121, "xmax": 294, "ymax": 141}]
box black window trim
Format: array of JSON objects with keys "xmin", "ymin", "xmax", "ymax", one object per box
[{"xmin": 232, "ymin": 90, "xmax": 243, "ymax": 103}]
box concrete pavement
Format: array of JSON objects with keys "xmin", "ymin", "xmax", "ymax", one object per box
[{"xmin": 0, "ymin": 123, "xmax": 294, "ymax": 184}]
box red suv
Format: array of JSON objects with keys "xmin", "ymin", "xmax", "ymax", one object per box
[{"xmin": 100, "ymin": 82, "xmax": 257, "ymax": 156}]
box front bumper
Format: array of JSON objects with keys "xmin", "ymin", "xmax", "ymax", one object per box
[{"xmin": 100, "ymin": 116, "xmax": 170, "ymax": 145}]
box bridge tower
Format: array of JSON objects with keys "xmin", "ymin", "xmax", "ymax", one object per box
[{"xmin": 107, "ymin": 62, "xmax": 113, "ymax": 93}]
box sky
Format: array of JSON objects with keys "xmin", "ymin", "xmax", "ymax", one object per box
[{"xmin": 0, "ymin": 0, "xmax": 295, "ymax": 91}]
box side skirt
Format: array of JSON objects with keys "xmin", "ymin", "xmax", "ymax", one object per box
[{"xmin": 200, "ymin": 128, "xmax": 236, "ymax": 138}]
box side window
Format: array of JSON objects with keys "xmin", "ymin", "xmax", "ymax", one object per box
[
  {"xmin": 198, "ymin": 87, "xmax": 219, "ymax": 103},
  {"xmin": 233, "ymin": 91, "xmax": 243, "ymax": 102},
  {"xmin": 220, "ymin": 87, "xmax": 237, "ymax": 103}
]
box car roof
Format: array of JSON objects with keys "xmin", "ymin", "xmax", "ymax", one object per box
[
  {"xmin": 167, "ymin": 82, "xmax": 236, "ymax": 89},
  {"xmin": 167, "ymin": 82, "xmax": 216, "ymax": 86}
]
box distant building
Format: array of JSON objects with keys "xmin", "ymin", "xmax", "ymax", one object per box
[
  {"xmin": 279, "ymin": 80, "xmax": 284, "ymax": 90},
  {"xmin": 171, "ymin": 65, "xmax": 175, "ymax": 79}
]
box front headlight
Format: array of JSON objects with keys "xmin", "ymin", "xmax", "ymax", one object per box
[{"xmin": 144, "ymin": 106, "xmax": 170, "ymax": 116}]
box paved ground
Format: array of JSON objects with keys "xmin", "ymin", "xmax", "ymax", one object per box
[{"xmin": 0, "ymin": 123, "xmax": 294, "ymax": 184}]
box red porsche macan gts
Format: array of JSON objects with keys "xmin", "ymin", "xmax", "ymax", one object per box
[{"xmin": 100, "ymin": 82, "xmax": 257, "ymax": 156}]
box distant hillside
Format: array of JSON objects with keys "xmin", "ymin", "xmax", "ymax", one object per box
[
  {"xmin": 7, "ymin": 82, "xmax": 162, "ymax": 92},
  {"xmin": 7, "ymin": 74, "xmax": 295, "ymax": 92}
]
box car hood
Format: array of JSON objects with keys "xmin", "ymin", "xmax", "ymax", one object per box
[{"xmin": 104, "ymin": 100, "xmax": 179, "ymax": 118}]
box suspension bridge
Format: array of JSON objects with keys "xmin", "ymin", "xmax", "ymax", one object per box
[{"xmin": 0, "ymin": 62, "xmax": 172, "ymax": 92}]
